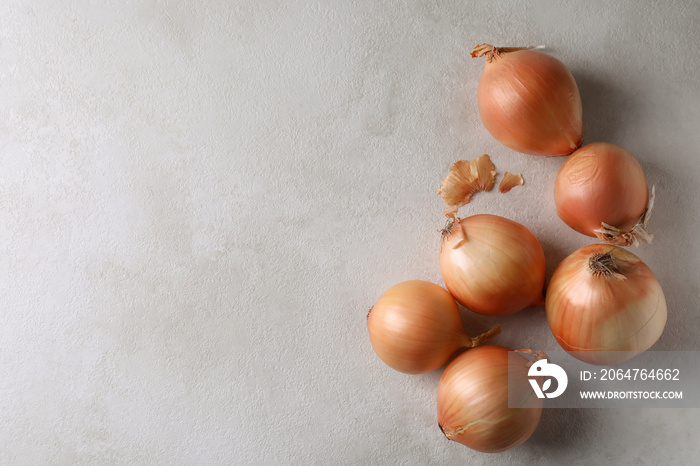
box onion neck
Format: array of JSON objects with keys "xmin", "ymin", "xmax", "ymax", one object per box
[
  {"xmin": 516, "ymin": 348, "xmax": 548, "ymax": 363},
  {"xmin": 588, "ymin": 251, "xmax": 627, "ymax": 281},
  {"xmin": 441, "ymin": 217, "xmax": 468, "ymax": 250},
  {"xmin": 470, "ymin": 44, "xmax": 542, "ymax": 63},
  {"xmin": 464, "ymin": 324, "xmax": 501, "ymax": 348},
  {"xmin": 441, "ymin": 218, "xmax": 457, "ymax": 238},
  {"xmin": 594, "ymin": 186, "xmax": 656, "ymax": 247}
]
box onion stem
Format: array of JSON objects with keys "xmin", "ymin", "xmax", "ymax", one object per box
[
  {"xmin": 470, "ymin": 44, "xmax": 544, "ymax": 61},
  {"xmin": 468, "ymin": 324, "xmax": 501, "ymax": 348}
]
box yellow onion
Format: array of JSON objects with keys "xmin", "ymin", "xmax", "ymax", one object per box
[
  {"xmin": 554, "ymin": 142, "xmax": 653, "ymax": 246},
  {"xmin": 367, "ymin": 280, "xmax": 500, "ymax": 374},
  {"xmin": 546, "ymin": 244, "xmax": 667, "ymax": 365},
  {"xmin": 471, "ymin": 44, "xmax": 583, "ymax": 156},
  {"xmin": 437, "ymin": 345, "xmax": 543, "ymax": 453},
  {"xmin": 439, "ymin": 214, "xmax": 545, "ymax": 316}
]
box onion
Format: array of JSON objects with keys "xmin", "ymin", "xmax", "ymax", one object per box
[
  {"xmin": 554, "ymin": 142, "xmax": 654, "ymax": 246},
  {"xmin": 546, "ymin": 244, "xmax": 667, "ymax": 365},
  {"xmin": 367, "ymin": 280, "xmax": 500, "ymax": 374},
  {"xmin": 439, "ymin": 214, "xmax": 545, "ymax": 316},
  {"xmin": 437, "ymin": 345, "xmax": 543, "ymax": 453},
  {"xmin": 471, "ymin": 44, "xmax": 583, "ymax": 156}
]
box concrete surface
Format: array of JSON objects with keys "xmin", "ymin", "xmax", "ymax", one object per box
[{"xmin": 1, "ymin": 0, "xmax": 698, "ymax": 464}]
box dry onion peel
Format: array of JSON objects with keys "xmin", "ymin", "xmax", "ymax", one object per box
[
  {"xmin": 545, "ymin": 244, "xmax": 667, "ymax": 365},
  {"xmin": 437, "ymin": 345, "xmax": 544, "ymax": 453},
  {"xmin": 367, "ymin": 280, "xmax": 501, "ymax": 374},
  {"xmin": 472, "ymin": 43, "xmax": 582, "ymax": 156},
  {"xmin": 498, "ymin": 171, "xmax": 524, "ymax": 193},
  {"xmin": 438, "ymin": 154, "xmax": 496, "ymax": 217}
]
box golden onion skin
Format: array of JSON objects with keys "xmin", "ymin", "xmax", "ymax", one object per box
[
  {"xmin": 554, "ymin": 142, "xmax": 649, "ymax": 238},
  {"xmin": 546, "ymin": 244, "xmax": 667, "ymax": 365},
  {"xmin": 367, "ymin": 280, "xmax": 467, "ymax": 374},
  {"xmin": 440, "ymin": 214, "xmax": 545, "ymax": 316},
  {"xmin": 437, "ymin": 345, "xmax": 543, "ymax": 453},
  {"xmin": 477, "ymin": 48, "xmax": 583, "ymax": 156}
]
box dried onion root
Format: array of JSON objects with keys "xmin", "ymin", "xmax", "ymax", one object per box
[{"xmin": 594, "ymin": 186, "xmax": 655, "ymax": 246}]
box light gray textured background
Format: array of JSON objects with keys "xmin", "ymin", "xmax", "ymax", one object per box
[{"xmin": 1, "ymin": 0, "xmax": 699, "ymax": 464}]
